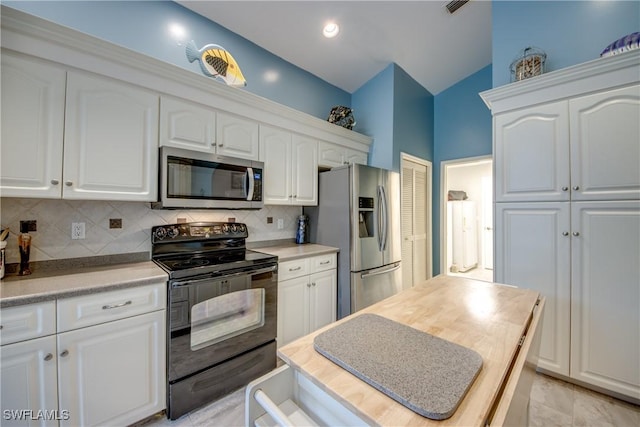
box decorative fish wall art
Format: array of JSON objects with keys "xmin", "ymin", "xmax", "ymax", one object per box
[{"xmin": 186, "ymin": 40, "xmax": 247, "ymax": 87}]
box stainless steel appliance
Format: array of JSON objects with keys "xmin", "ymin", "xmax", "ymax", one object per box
[
  {"xmin": 305, "ymin": 164, "xmax": 402, "ymax": 319},
  {"xmin": 152, "ymin": 146, "xmax": 264, "ymax": 209},
  {"xmin": 151, "ymin": 222, "xmax": 277, "ymax": 420}
]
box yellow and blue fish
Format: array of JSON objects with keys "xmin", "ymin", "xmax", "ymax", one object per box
[{"xmin": 186, "ymin": 40, "xmax": 247, "ymax": 87}]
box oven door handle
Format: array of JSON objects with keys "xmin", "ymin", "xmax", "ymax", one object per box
[{"xmin": 171, "ymin": 264, "xmax": 277, "ymax": 288}]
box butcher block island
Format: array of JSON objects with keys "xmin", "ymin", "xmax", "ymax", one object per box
[{"xmin": 246, "ymin": 275, "xmax": 544, "ymax": 426}]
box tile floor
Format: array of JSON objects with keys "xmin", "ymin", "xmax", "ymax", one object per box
[{"xmin": 140, "ymin": 372, "xmax": 639, "ymax": 426}]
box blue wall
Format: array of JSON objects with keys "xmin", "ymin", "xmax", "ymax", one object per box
[
  {"xmin": 352, "ymin": 64, "xmax": 434, "ymax": 172},
  {"xmin": 432, "ymin": 65, "xmax": 493, "ymax": 275},
  {"xmin": 352, "ymin": 64, "xmax": 395, "ymax": 170},
  {"xmin": 493, "ymin": 1, "xmax": 640, "ymax": 87},
  {"xmin": 392, "ymin": 65, "xmax": 434, "ymax": 171},
  {"xmin": 3, "ymin": 0, "xmax": 350, "ymax": 120}
]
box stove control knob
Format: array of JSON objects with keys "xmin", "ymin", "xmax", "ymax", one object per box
[
  {"xmin": 155, "ymin": 228, "xmax": 167, "ymax": 240},
  {"xmin": 230, "ymin": 224, "xmax": 238, "ymax": 233},
  {"xmin": 167, "ymin": 227, "xmax": 179, "ymax": 238},
  {"xmin": 239, "ymin": 224, "xmax": 246, "ymax": 233},
  {"xmin": 222, "ymin": 224, "xmax": 230, "ymax": 233}
]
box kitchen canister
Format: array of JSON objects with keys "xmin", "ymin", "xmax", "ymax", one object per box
[
  {"xmin": 0, "ymin": 240, "xmax": 6, "ymax": 279},
  {"xmin": 295, "ymin": 215, "xmax": 309, "ymax": 244}
]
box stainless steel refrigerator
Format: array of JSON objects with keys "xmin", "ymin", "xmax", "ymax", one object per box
[{"xmin": 305, "ymin": 164, "xmax": 402, "ymax": 319}]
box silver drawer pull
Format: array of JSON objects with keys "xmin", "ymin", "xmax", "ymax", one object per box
[
  {"xmin": 60, "ymin": 350, "xmax": 69, "ymax": 357},
  {"xmin": 319, "ymin": 261, "xmax": 330, "ymax": 265},
  {"xmin": 102, "ymin": 300, "xmax": 132, "ymax": 310},
  {"xmin": 44, "ymin": 353, "xmax": 53, "ymax": 361},
  {"xmin": 289, "ymin": 266, "xmax": 302, "ymax": 271}
]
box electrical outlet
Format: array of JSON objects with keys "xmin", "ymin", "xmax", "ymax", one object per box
[
  {"xmin": 71, "ymin": 222, "xmax": 85, "ymax": 240},
  {"xmin": 20, "ymin": 220, "xmax": 37, "ymax": 233},
  {"xmin": 267, "ymin": 217, "xmax": 273, "ymax": 224},
  {"xmin": 109, "ymin": 218, "xmax": 122, "ymax": 229},
  {"xmin": 277, "ymin": 218, "xmax": 284, "ymax": 230}
]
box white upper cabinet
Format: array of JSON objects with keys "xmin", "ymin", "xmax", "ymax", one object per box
[
  {"xmin": 318, "ymin": 140, "xmax": 367, "ymax": 169},
  {"xmin": 291, "ymin": 134, "xmax": 318, "ymax": 205},
  {"xmin": 63, "ymin": 72, "xmax": 159, "ymax": 201},
  {"xmin": 260, "ymin": 126, "xmax": 292, "ymax": 204},
  {"xmin": 569, "ymin": 85, "xmax": 640, "ymax": 201},
  {"xmin": 216, "ymin": 112, "xmax": 259, "ymax": 160},
  {"xmin": 494, "ymin": 101, "xmax": 570, "ymax": 202},
  {"xmin": 160, "ymin": 96, "xmax": 216, "ymax": 153},
  {"xmin": 260, "ymin": 125, "xmax": 318, "ymax": 206},
  {"xmin": 1, "ymin": 51, "xmax": 66, "ymax": 199}
]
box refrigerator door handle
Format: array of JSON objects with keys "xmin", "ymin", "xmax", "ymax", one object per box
[
  {"xmin": 376, "ymin": 185, "xmax": 383, "ymax": 251},
  {"xmin": 379, "ymin": 185, "xmax": 389, "ymax": 251},
  {"xmin": 360, "ymin": 262, "xmax": 401, "ymax": 279}
]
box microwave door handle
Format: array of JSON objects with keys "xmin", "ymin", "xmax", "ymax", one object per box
[{"xmin": 245, "ymin": 168, "xmax": 255, "ymax": 201}]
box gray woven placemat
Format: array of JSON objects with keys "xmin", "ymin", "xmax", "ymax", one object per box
[{"xmin": 313, "ymin": 313, "xmax": 482, "ymax": 420}]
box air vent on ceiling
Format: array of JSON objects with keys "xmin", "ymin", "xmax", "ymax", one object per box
[{"xmin": 445, "ymin": 0, "xmax": 470, "ymax": 14}]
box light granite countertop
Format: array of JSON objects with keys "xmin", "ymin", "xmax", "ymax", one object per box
[
  {"xmin": 0, "ymin": 261, "xmax": 168, "ymax": 308},
  {"xmin": 253, "ymin": 243, "xmax": 339, "ymax": 261}
]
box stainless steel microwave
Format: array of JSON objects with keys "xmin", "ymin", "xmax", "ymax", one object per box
[{"xmin": 152, "ymin": 147, "xmax": 264, "ymax": 209}]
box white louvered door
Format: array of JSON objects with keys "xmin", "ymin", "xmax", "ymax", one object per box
[{"xmin": 401, "ymin": 156, "xmax": 432, "ymax": 289}]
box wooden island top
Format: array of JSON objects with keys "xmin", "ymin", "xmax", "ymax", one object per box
[{"xmin": 277, "ymin": 275, "xmax": 542, "ymax": 426}]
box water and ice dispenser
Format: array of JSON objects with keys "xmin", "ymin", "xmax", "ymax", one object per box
[{"xmin": 358, "ymin": 197, "xmax": 374, "ymax": 238}]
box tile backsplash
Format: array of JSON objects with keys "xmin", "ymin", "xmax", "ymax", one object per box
[{"xmin": 0, "ymin": 198, "xmax": 301, "ymax": 263}]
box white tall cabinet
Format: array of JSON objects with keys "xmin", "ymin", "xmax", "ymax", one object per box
[{"xmin": 482, "ymin": 51, "xmax": 640, "ymax": 401}]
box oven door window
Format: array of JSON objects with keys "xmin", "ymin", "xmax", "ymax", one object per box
[
  {"xmin": 167, "ymin": 156, "xmax": 248, "ymax": 200},
  {"xmin": 190, "ymin": 288, "xmax": 265, "ymax": 351}
]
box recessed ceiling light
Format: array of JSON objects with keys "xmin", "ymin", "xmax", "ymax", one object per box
[{"xmin": 323, "ymin": 22, "xmax": 339, "ymax": 38}]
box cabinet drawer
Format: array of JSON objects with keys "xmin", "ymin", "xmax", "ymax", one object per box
[
  {"xmin": 310, "ymin": 253, "xmax": 337, "ymax": 273},
  {"xmin": 57, "ymin": 282, "xmax": 166, "ymax": 332},
  {"xmin": 0, "ymin": 301, "xmax": 56, "ymax": 345},
  {"xmin": 279, "ymin": 259, "xmax": 310, "ymax": 281}
]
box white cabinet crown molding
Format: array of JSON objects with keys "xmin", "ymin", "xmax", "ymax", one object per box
[
  {"xmin": 0, "ymin": 5, "xmax": 371, "ymax": 154},
  {"xmin": 480, "ymin": 50, "xmax": 640, "ymax": 115}
]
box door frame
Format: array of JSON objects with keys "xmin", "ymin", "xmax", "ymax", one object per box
[
  {"xmin": 400, "ymin": 152, "xmax": 433, "ymax": 283},
  {"xmin": 440, "ymin": 155, "xmax": 493, "ymax": 277}
]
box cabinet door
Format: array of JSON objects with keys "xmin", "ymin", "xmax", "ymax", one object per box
[
  {"xmin": 277, "ymin": 276, "xmax": 309, "ymax": 348},
  {"xmin": 494, "ymin": 101, "xmax": 570, "ymax": 202},
  {"xmin": 291, "ymin": 134, "xmax": 318, "ymax": 206},
  {"xmin": 570, "ymin": 201, "xmax": 640, "ymax": 399},
  {"xmin": 344, "ymin": 148, "xmax": 368, "ymax": 166},
  {"xmin": 570, "ymin": 85, "xmax": 640, "ymax": 201},
  {"xmin": 309, "ymin": 270, "xmax": 337, "ymax": 333},
  {"xmin": 260, "ymin": 126, "xmax": 292, "ymax": 204},
  {"xmin": 57, "ymin": 311, "xmax": 165, "ymax": 427},
  {"xmin": 495, "ymin": 202, "xmax": 571, "ymax": 376},
  {"xmin": 318, "ymin": 141, "xmax": 345, "ymax": 168},
  {"xmin": 216, "ymin": 112, "xmax": 259, "ymax": 160},
  {"xmin": 0, "ymin": 52, "xmax": 65, "ymax": 199},
  {"xmin": 160, "ymin": 96, "xmax": 215, "ymax": 153},
  {"xmin": 63, "ymin": 72, "xmax": 159, "ymax": 201},
  {"xmin": 1, "ymin": 336, "xmax": 59, "ymax": 427}
]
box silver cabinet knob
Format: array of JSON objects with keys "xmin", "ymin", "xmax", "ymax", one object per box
[
  {"xmin": 561, "ymin": 186, "xmax": 569, "ymax": 191},
  {"xmin": 60, "ymin": 350, "xmax": 69, "ymax": 357},
  {"xmin": 44, "ymin": 353, "xmax": 53, "ymax": 361},
  {"xmin": 572, "ymin": 186, "xmax": 580, "ymax": 191},
  {"xmin": 312, "ymin": 282, "xmax": 316, "ymax": 287},
  {"xmin": 51, "ymin": 179, "xmax": 60, "ymax": 185},
  {"xmin": 573, "ymin": 232, "xmax": 580, "ymax": 236},
  {"xmin": 562, "ymin": 231, "xmax": 569, "ymax": 236},
  {"xmin": 307, "ymin": 283, "xmax": 311, "ymax": 287},
  {"xmin": 211, "ymin": 142, "xmax": 217, "ymax": 147},
  {"xmin": 218, "ymin": 143, "xmax": 224, "ymax": 147},
  {"xmin": 65, "ymin": 181, "xmax": 73, "ymax": 187}
]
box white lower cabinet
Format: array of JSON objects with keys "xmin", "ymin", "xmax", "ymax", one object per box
[
  {"xmin": 0, "ymin": 283, "xmax": 166, "ymax": 427},
  {"xmin": 277, "ymin": 254, "xmax": 337, "ymax": 348},
  {"xmin": 496, "ymin": 201, "xmax": 640, "ymax": 399},
  {"xmin": 1, "ymin": 336, "xmax": 59, "ymax": 427},
  {"xmin": 57, "ymin": 310, "xmax": 165, "ymax": 427}
]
